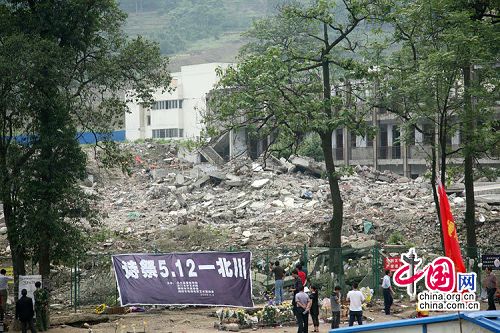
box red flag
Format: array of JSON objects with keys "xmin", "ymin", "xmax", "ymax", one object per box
[{"xmin": 437, "ymin": 182, "xmax": 466, "ymax": 273}]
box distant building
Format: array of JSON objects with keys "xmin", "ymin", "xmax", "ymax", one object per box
[
  {"xmin": 125, "ymin": 62, "xmax": 263, "ymax": 164},
  {"xmin": 125, "ymin": 62, "xmax": 232, "ymax": 142},
  {"xmin": 126, "ymin": 63, "xmax": 499, "ymax": 176},
  {"xmin": 333, "ymin": 109, "xmax": 499, "ymax": 178}
]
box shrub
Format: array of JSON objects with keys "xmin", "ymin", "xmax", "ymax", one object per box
[
  {"xmin": 297, "ymin": 133, "xmax": 324, "ymax": 162},
  {"xmin": 387, "ymin": 231, "xmax": 405, "ymax": 245}
]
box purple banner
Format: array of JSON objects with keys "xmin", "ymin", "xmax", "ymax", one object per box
[{"xmin": 112, "ymin": 251, "xmax": 253, "ymax": 307}]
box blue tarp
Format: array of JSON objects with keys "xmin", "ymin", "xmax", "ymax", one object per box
[
  {"xmin": 8, "ymin": 130, "xmax": 126, "ymax": 145},
  {"xmin": 328, "ymin": 311, "xmax": 500, "ymax": 332},
  {"xmin": 76, "ymin": 130, "xmax": 126, "ymax": 144}
]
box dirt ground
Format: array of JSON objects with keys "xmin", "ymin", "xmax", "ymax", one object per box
[
  {"xmin": 21, "ymin": 306, "xmax": 422, "ymax": 333},
  {"xmin": 8, "ymin": 300, "xmax": 492, "ymax": 333}
]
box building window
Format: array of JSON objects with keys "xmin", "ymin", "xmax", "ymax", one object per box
[
  {"xmin": 423, "ymin": 124, "xmax": 435, "ymax": 145},
  {"xmin": 152, "ymin": 128, "xmax": 183, "ymax": 138},
  {"xmin": 350, "ymin": 132, "xmax": 357, "ymax": 148},
  {"xmin": 392, "ymin": 125, "xmax": 401, "ymax": 159},
  {"xmin": 152, "ymin": 99, "xmax": 183, "ymax": 110},
  {"xmin": 408, "ymin": 126, "xmax": 416, "ymax": 145},
  {"xmin": 147, "ymin": 115, "xmax": 151, "ymax": 126},
  {"xmin": 366, "ymin": 136, "xmax": 373, "ymax": 147}
]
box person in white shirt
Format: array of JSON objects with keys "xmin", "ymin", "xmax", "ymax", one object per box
[
  {"xmin": 346, "ymin": 282, "xmax": 365, "ymax": 326},
  {"xmin": 382, "ymin": 270, "xmax": 394, "ymax": 315},
  {"xmin": 294, "ymin": 285, "xmax": 312, "ymax": 333},
  {"xmin": 0, "ymin": 268, "xmax": 13, "ymax": 319}
]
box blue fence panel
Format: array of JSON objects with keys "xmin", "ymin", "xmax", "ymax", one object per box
[
  {"xmin": 10, "ymin": 130, "xmax": 125, "ymax": 145},
  {"xmin": 77, "ymin": 130, "xmax": 126, "ymax": 144}
]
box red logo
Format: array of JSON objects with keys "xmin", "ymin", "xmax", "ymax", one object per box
[{"xmin": 393, "ymin": 248, "xmax": 456, "ymax": 297}]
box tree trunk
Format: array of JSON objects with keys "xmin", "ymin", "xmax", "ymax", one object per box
[
  {"xmin": 320, "ymin": 53, "xmax": 344, "ymax": 279},
  {"xmin": 430, "ymin": 147, "xmax": 445, "ymax": 253},
  {"xmin": 38, "ymin": 98, "xmax": 53, "ymax": 289},
  {"xmin": 3, "ymin": 201, "xmax": 26, "ymax": 302},
  {"xmin": 462, "ymin": 65, "xmax": 478, "ymax": 261},
  {"xmin": 440, "ymin": 116, "xmax": 447, "ymax": 185},
  {"xmin": 321, "ymin": 132, "xmax": 344, "ymax": 277},
  {"xmin": 38, "ymin": 145, "xmax": 52, "ymax": 288},
  {"xmin": 39, "ymin": 236, "xmax": 51, "ymax": 289}
]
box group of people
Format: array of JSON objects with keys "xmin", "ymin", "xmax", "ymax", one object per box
[
  {"xmin": 16, "ymin": 281, "xmax": 50, "ymax": 333},
  {"xmin": 272, "ymin": 261, "xmax": 320, "ymax": 333},
  {"xmin": 0, "ymin": 269, "xmax": 49, "ymax": 333},
  {"xmin": 271, "ymin": 260, "xmax": 369, "ymax": 332}
]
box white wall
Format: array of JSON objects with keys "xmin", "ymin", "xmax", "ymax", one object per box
[
  {"xmin": 125, "ymin": 62, "xmax": 232, "ymax": 141},
  {"xmin": 180, "ymin": 63, "xmax": 231, "ymax": 138},
  {"xmin": 125, "ymin": 93, "xmax": 142, "ymax": 141},
  {"xmin": 149, "ymin": 85, "xmax": 182, "ymax": 131}
]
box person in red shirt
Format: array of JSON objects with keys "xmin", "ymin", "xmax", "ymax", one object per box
[{"xmin": 296, "ymin": 263, "xmax": 307, "ymax": 286}]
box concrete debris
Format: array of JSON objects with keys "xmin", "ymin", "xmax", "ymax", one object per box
[
  {"xmin": 289, "ymin": 156, "xmax": 325, "ymax": 178},
  {"xmin": 250, "ymin": 178, "xmax": 270, "ymax": 189},
  {"xmin": 7, "ymin": 142, "xmax": 493, "ymax": 259}
]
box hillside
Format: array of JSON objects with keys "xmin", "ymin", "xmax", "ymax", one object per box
[{"xmin": 119, "ymin": 0, "xmax": 281, "ymax": 70}]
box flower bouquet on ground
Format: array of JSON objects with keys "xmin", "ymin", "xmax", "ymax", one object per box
[
  {"xmin": 256, "ymin": 301, "xmax": 295, "ymax": 327},
  {"xmin": 215, "ymin": 307, "xmax": 257, "ymax": 329}
]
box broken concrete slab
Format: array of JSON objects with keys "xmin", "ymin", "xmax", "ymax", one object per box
[
  {"xmin": 175, "ymin": 173, "xmax": 185, "ymax": 186},
  {"xmin": 250, "ymin": 201, "xmax": 266, "ymax": 210},
  {"xmin": 290, "ymin": 156, "xmax": 324, "ymax": 178},
  {"xmin": 152, "ymin": 168, "xmax": 168, "ymax": 179},
  {"xmin": 236, "ymin": 200, "xmax": 251, "ymax": 209},
  {"xmin": 226, "ymin": 180, "xmax": 245, "ymax": 187},
  {"xmin": 251, "ymin": 178, "xmax": 270, "ymax": 189},
  {"xmin": 193, "ymin": 175, "xmax": 211, "ymax": 188},
  {"xmin": 283, "ymin": 197, "xmax": 295, "ymax": 209},
  {"xmin": 271, "ymin": 200, "xmax": 284, "ymax": 208},
  {"xmin": 350, "ymin": 239, "xmax": 377, "ymax": 249}
]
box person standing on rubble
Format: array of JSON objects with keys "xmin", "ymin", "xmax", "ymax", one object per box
[
  {"xmin": 295, "ymin": 285, "xmax": 311, "ymax": 333},
  {"xmin": 346, "ymin": 282, "xmax": 365, "ymax": 326},
  {"xmin": 381, "ymin": 270, "xmax": 394, "ymax": 315},
  {"xmin": 296, "ymin": 263, "xmax": 307, "ymax": 287},
  {"xmin": 290, "ymin": 269, "xmax": 303, "ymax": 316},
  {"xmin": 33, "ymin": 282, "xmax": 49, "ymax": 331},
  {"xmin": 330, "ymin": 286, "xmax": 342, "ymax": 329},
  {"xmin": 483, "ymin": 267, "xmax": 498, "ymax": 310},
  {"xmin": 309, "ymin": 285, "xmax": 320, "ymax": 332},
  {"xmin": 0, "ymin": 269, "xmax": 12, "ymax": 321},
  {"xmin": 16, "ymin": 289, "xmax": 36, "ymax": 333},
  {"xmin": 270, "ymin": 261, "xmax": 285, "ymax": 305}
]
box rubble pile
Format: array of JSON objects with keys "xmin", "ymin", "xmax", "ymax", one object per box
[{"xmin": 80, "ymin": 142, "xmax": 500, "ymax": 254}]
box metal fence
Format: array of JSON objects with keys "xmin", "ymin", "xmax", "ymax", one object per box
[
  {"xmin": 2, "ymin": 245, "xmax": 496, "ymax": 311},
  {"xmin": 63, "ymin": 245, "xmax": 309, "ymax": 310}
]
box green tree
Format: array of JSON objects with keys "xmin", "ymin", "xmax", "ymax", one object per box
[
  {"xmin": 207, "ymin": 0, "xmax": 385, "ymax": 279},
  {"xmin": 372, "ymin": 0, "xmax": 466, "ymax": 250},
  {"xmin": 451, "ymin": 0, "xmax": 499, "ymax": 261},
  {"xmin": 0, "ymin": 0, "xmax": 170, "ymax": 292},
  {"xmin": 373, "ymin": 0, "xmax": 499, "ymax": 259}
]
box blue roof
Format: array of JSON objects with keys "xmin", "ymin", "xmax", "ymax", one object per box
[
  {"xmin": 461, "ymin": 311, "xmax": 500, "ymax": 332},
  {"xmin": 328, "ymin": 311, "xmax": 500, "ymax": 333}
]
